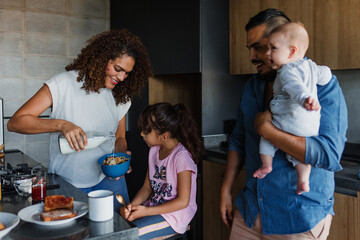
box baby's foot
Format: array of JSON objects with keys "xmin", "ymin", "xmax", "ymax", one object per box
[
  {"xmin": 253, "ymin": 166, "xmax": 272, "ymax": 179},
  {"xmin": 297, "ymin": 181, "xmax": 310, "ymax": 195}
]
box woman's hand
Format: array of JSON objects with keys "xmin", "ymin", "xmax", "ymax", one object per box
[
  {"xmin": 126, "ymin": 151, "xmax": 132, "ymax": 174},
  {"xmin": 111, "ymin": 150, "xmax": 132, "ymax": 180},
  {"xmin": 127, "ymin": 205, "xmax": 147, "ymax": 221},
  {"xmin": 61, "ymin": 123, "xmax": 87, "ymax": 152}
]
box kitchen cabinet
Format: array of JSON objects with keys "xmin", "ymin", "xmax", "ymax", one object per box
[
  {"xmin": 110, "ymin": 0, "xmax": 200, "ymax": 75},
  {"xmin": 202, "ymin": 159, "xmax": 360, "ymax": 240},
  {"xmin": 148, "ymin": 74, "xmax": 201, "ymax": 125},
  {"xmin": 229, "ymin": 0, "xmax": 360, "ymax": 74},
  {"xmin": 112, "ymin": 0, "xmax": 203, "ymax": 200},
  {"xmin": 328, "ymin": 191, "xmax": 360, "ymax": 240},
  {"xmin": 202, "ymin": 159, "xmax": 245, "ymax": 240}
]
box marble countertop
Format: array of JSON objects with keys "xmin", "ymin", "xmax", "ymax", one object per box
[{"xmin": 1, "ymin": 150, "xmax": 139, "ymax": 240}]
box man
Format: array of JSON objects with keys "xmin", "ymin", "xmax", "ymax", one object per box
[{"xmin": 220, "ymin": 8, "xmax": 348, "ymax": 239}]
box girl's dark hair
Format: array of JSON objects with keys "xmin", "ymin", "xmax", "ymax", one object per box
[
  {"xmin": 138, "ymin": 102, "xmax": 205, "ymax": 164},
  {"xmin": 65, "ymin": 29, "xmax": 152, "ymax": 105}
]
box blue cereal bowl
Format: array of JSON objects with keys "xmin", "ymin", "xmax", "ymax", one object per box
[{"xmin": 98, "ymin": 153, "xmax": 131, "ymax": 178}]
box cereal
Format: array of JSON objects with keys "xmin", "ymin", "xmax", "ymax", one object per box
[{"xmin": 102, "ymin": 155, "xmax": 129, "ymax": 165}]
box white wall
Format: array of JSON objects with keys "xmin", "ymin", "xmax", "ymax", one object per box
[{"xmin": 0, "ymin": 0, "xmax": 110, "ymax": 167}]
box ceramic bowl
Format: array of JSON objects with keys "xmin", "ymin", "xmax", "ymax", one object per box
[
  {"xmin": 98, "ymin": 153, "xmax": 131, "ymax": 178},
  {"xmin": 0, "ymin": 212, "xmax": 20, "ymax": 238}
]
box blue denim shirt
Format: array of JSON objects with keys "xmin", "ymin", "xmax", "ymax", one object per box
[{"xmin": 229, "ymin": 74, "xmax": 348, "ymax": 234}]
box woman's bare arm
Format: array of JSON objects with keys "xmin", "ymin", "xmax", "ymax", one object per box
[{"xmin": 7, "ymin": 84, "xmax": 87, "ymax": 151}]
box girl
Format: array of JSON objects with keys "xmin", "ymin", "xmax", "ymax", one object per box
[{"xmin": 120, "ymin": 102, "xmax": 204, "ymax": 239}]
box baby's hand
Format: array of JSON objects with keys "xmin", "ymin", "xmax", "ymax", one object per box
[{"xmin": 303, "ymin": 96, "xmax": 321, "ymax": 111}]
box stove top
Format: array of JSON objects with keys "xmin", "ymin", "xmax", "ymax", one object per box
[{"xmin": 0, "ymin": 150, "xmax": 42, "ymax": 193}]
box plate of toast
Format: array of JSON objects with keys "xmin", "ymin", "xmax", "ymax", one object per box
[{"xmin": 18, "ymin": 195, "xmax": 88, "ymax": 226}]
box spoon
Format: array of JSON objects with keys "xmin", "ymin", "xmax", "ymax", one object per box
[{"xmin": 116, "ymin": 194, "xmax": 125, "ymax": 206}]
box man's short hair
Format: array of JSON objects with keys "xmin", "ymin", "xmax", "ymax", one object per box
[{"xmin": 245, "ymin": 8, "xmax": 291, "ymax": 37}]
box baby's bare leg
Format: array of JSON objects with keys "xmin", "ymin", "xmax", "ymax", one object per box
[
  {"xmin": 253, "ymin": 154, "xmax": 273, "ymax": 179},
  {"xmin": 295, "ymin": 163, "xmax": 311, "ymax": 195}
]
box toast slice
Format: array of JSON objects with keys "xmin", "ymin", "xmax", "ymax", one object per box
[
  {"xmin": 44, "ymin": 195, "xmax": 74, "ymax": 212},
  {"xmin": 40, "ymin": 209, "xmax": 76, "ymax": 222}
]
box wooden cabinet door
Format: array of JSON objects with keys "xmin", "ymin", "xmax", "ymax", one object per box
[
  {"xmin": 313, "ymin": 0, "xmax": 360, "ymax": 70},
  {"xmin": 202, "ymin": 160, "xmax": 245, "ymax": 240},
  {"xmin": 328, "ymin": 192, "xmax": 359, "ymax": 240},
  {"xmin": 230, "ymin": 0, "xmax": 360, "ymax": 74}
]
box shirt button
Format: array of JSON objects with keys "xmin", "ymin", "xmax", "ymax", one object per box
[{"xmin": 259, "ymin": 198, "xmax": 263, "ymax": 202}]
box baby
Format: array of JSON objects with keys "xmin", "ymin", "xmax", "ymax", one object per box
[{"xmin": 253, "ymin": 22, "xmax": 332, "ymax": 195}]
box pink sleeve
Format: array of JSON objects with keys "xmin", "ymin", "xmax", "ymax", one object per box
[{"xmin": 174, "ymin": 151, "xmax": 197, "ymax": 174}]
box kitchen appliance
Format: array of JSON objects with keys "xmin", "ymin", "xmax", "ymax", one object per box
[{"xmin": 0, "ymin": 162, "xmax": 41, "ymax": 194}]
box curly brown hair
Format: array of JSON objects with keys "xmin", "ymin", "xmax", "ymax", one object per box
[
  {"xmin": 65, "ymin": 29, "xmax": 152, "ymax": 105},
  {"xmin": 138, "ymin": 102, "xmax": 205, "ymax": 164}
]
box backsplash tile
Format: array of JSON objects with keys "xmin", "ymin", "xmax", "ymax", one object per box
[{"xmin": 203, "ymin": 134, "xmax": 228, "ymax": 148}]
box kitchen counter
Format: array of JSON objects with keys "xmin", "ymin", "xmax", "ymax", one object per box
[
  {"xmin": 204, "ymin": 146, "xmax": 227, "ymax": 164},
  {"xmin": 1, "ymin": 150, "xmax": 138, "ymax": 240},
  {"xmin": 205, "ymin": 146, "xmax": 360, "ymax": 196}
]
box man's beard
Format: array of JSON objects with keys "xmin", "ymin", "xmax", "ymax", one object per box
[{"xmin": 258, "ymin": 68, "xmax": 277, "ymax": 82}]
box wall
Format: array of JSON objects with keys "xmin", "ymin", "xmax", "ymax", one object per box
[
  {"xmin": 200, "ymin": 0, "xmax": 247, "ymax": 135},
  {"xmin": 0, "ymin": 0, "xmax": 110, "ymax": 167}
]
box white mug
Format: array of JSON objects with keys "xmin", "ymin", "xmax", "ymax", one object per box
[{"xmin": 88, "ymin": 190, "xmax": 114, "ymax": 221}]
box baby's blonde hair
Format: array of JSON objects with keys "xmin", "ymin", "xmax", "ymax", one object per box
[{"xmin": 270, "ymin": 22, "xmax": 309, "ymax": 58}]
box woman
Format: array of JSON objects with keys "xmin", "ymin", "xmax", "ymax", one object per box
[{"xmin": 7, "ymin": 29, "xmax": 152, "ymax": 211}]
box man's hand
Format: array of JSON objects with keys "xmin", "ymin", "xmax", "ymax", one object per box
[
  {"xmin": 219, "ymin": 190, "xmax": 234, "ymax": 228},
  {"xmin": 254, "ymin": 110, "xmax": 273, "ymax": 138},
  {"xmin": 303, "ymin": 96, "xmax": 321, "ymax": 111}
]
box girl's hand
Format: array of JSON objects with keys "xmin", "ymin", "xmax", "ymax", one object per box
[
  {"xmin": 127, "ymin": 205, "xmax": 147, "ymax": 221},
  {"xmin": 120, "ymin": 204, "xmax": 132, "ymax": 219},
  {"xmin": 61, "ymin": 122, "xmax": 87, "ymax": 152}
]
